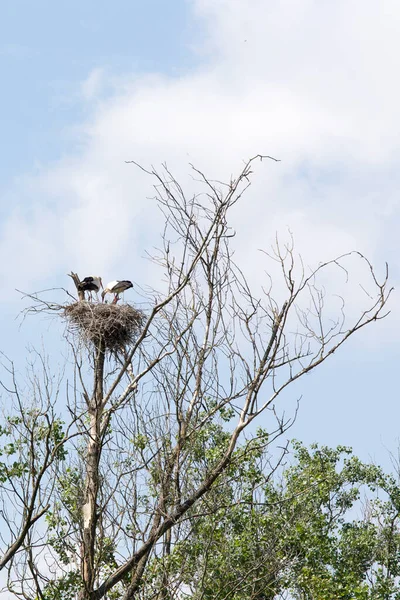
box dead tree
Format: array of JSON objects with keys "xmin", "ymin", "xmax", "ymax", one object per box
[
  {"xmin": 69, "ymin": 272, "xmax": 85, "ymax": 302},
  {"xmin": 0, "ymin": 156, "xmax": 391, "ymax": 600}
]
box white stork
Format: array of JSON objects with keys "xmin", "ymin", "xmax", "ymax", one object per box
[
  {"xmin": 77, "ymin": 276, "xmax": 103, "ymax": 301},
  {"xmin": 102, "ymin": 280, "xmax": 133, "ymax": 304}
]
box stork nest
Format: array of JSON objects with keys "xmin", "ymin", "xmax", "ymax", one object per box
[{"xmin": 64, "ymin": 302, "xmax": 145, "ymax": 353}]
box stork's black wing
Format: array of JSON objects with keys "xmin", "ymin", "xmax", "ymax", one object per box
[
  {"xmin": 78, "ymin": 277, "xmax": 99, "ymax": 292},
  {"xmin": 80, "ymin": 282, "xmax": 99, "ymax": 292}
]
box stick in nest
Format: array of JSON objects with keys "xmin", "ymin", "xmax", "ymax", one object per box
[{"xmin": 64, "ymin": 302, "xmax": 145, "ymax": 353}]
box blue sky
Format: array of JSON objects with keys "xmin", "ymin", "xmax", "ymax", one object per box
[
  {"xmin": 0, "ymin": 0, "xmax": 399, "ymax": 471},
  {"xmin": 0, "ymin": 0, "xmax": 199, "ymax": 185}
]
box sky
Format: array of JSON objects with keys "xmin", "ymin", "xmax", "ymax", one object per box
[{"xmin": 0, "ymin": 0, "xmax": 399, "ymax": 470}]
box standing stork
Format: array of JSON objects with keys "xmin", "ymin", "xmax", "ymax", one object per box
[
  {"xmin": 102, "ymin": 280, "xmax": 133, "ymax": 304},
  {"xmin": 77, "ymin": 276, "xmax": 103, "ymax": 301}
]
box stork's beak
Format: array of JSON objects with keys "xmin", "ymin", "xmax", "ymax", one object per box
[
  {"xmin": 99, "ymin": 278, "xmax": 104, "ymax": 289},
  {"xmin": 101, "ymin": 289, "xmax": 106, "ymax": 303}
]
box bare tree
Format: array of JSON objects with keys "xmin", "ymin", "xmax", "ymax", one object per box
[
  {"xmin": 0, "ymin": 352, "xmax": 80, "ymax": 585},
  {"xmin": 0, "ymin": 156, "xmax": 391, "ymax": 600}
]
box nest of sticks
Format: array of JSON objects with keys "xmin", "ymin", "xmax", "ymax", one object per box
[{"xmin": 64, "ymin": 301, "xmax": 145, "ymax": 353}]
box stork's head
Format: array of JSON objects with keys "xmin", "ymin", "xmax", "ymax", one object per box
[{"xmin": 101, "ymin": 287, "xmax": 110, "ymax": 302}]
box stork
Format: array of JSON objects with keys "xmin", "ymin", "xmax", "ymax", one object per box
[
  {"xmin": 102, "ymin": 280, "xmax": 133, "ymax": 304},
  {"xmin": 77, "ymin": 276, "xmax": 103, "ymax": 301}
]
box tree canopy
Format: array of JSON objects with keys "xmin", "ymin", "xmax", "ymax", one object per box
[{"xmin": 158, "ymin": 438, "xmax": 400, "ymax": 600}]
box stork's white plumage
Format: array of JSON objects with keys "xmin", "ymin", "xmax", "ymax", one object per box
[
  {"xmin": 77, "ymin": 276, "xmax": 103, "ymax": 301},
  {"xmin": 102, "ymin": 280, "xmax": 133, "ymax": 304}
]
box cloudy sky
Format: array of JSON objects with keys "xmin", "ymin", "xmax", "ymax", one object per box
[{"xmin": 0, "ymin": 0, "xmax": 399, "ymax": 468}]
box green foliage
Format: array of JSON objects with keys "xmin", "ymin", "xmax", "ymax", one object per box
[
  {"xmin": 14, "ymin": 400, "xmax": 400, "ymax": 600},
  {"xmin": 143, "ymin": 439, "xmax": 400, "ymax": 600},
  {"xmin": 39, "ymin": 570, "xmax": 81, "ymax": 600},
  {"xmin": 45, "ymin": 466, "xmax": 84, "ymax": 566},
  {"xmin": 0, "ymin": 412, "xmax": 67, "ymax": 485},
  {"xmin": 0, "ymin": 419, "xmax": 28, "ymax": 482}
]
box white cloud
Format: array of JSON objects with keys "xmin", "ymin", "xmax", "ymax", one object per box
[{"xmin": 1, "ymin": 0, "xmax": 399, "ymax": 320}]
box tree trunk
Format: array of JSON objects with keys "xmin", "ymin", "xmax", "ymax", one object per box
[
  {"xmin": 68, "ymin": 271, "xmax": 85, "ymax": 301},
  {"xmin": 80, "ymin": 339, "xmax": 105, "ymax": 600}
]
